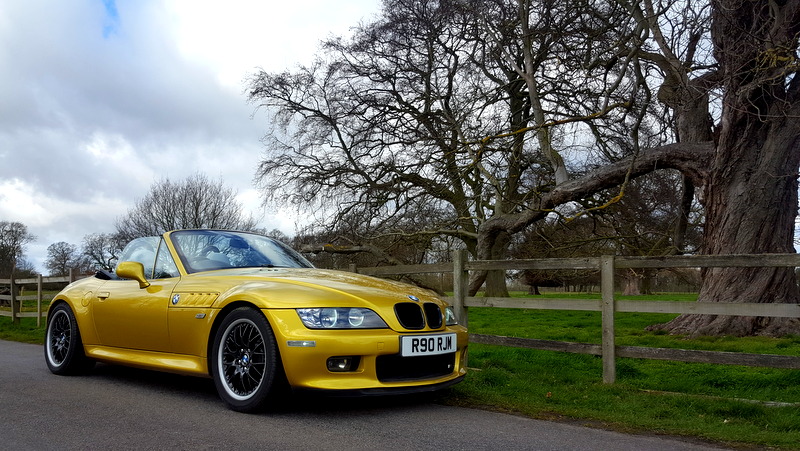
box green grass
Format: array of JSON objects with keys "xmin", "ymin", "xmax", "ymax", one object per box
[
  {"xmin": 3, "ymin": 292, "xmax": 799, "ymax": 448},
  {"xmin": 0, "ymin": 317, "xmax": 47, "ymax": 343},
  {"xmin": 449, "ymin": 344, "xmax": 800, "ymax": 448},
  {"xmin": 0, "ymin": 294, "xmax": 53, "ymax": 343},
  {"xmin": 470, "ymin": 293, "xmax": 800, "ymax": 355},
  {"xmin": 447, "ymin": 292, "xmax": 800, "ymax": 449}
]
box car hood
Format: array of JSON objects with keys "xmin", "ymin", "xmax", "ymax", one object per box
[{"xmin": 181, "ymin": 267, "xmax": 442, "ymax": 307}]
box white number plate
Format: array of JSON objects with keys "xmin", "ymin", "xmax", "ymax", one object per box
[{"xmin": 400, "ymin": 333, "xmax": 457, "ymax": 357}]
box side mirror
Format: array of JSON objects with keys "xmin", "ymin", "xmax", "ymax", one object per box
[{"xmin": 116, "ymin": 261, "xmax": 151, "ymax": 289}]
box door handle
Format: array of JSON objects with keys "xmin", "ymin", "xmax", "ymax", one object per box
[{"xmin": 97, "ymin": 291, "xmax": 110, "ymax": 300}]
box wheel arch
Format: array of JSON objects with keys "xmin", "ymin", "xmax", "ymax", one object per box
[
  {"xmin": 44, "ymin": 299, "xmax": 95, "ymax": 374},
  {"xmin": 206, "ymin": 301, "xmax": 288, "ymax": 412},
  {"xmin": 206, "ymin": 300, "xmax": 269, "ymax": 371},
  {"xmin": 46, "ymin": 298, "xmax": 69, "ymax": 320},
  {"xmin": 46, "ymin": 297, "xmax": 96, "ymax": 342}
]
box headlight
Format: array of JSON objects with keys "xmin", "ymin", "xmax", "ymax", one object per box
[
  {"xmin": 445, "ymin": 306, "xmax": 458, "ymax": 326},
  {"xmin": 296, "ymin": 308, "xmax": 388, "ymax": 329}
]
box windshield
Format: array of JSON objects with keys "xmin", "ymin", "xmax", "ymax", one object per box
[{"xmin": 170, "ymin": 230, "xmax": 313, "ymax": 273}]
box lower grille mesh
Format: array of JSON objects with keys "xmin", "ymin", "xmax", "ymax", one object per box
[{"xmin": 376, "ymin": 353, "xmax": 455, "ymax": 382}]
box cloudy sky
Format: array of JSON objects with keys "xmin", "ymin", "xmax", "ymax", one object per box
[{"xmin": 0, "ymin": 0, "xmax": 380, "ymax": 272}]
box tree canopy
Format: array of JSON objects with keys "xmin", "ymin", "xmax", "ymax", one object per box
[
  {"xmin": 249, "ymin": 0, "xmax": 799, "ymax": 336},
  {"xmin": 116, "ymin": 173, "xmax": 257, "ymax": 241},
  {"xmin": 0, "ymin": 221, "xmax": 35, "ymax": 278},
  {"xmin": 44, "ymin": 241, "xmax": 88, "ymax": 277}
]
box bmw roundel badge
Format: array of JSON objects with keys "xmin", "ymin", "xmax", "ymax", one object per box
[
  {"xmin": 171, "ymin": 294, "xmax": 180, "ymax": 305},
  {"xmin": 408, "ymin": 295, "xmax": 420, "ymax": 302}
]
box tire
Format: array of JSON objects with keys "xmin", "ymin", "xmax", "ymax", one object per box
[
  {"xmin": 211, "ymin": 307, "xmax": 279, "ymax": 412},
  {"xmin": 45, "ymin": 303, "xmax": 93, "ymax": 375}
]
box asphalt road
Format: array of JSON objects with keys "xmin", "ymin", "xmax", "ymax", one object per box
[{"xmin": 0, "ymin": 340, "xmax": 727, "ymax": 450}]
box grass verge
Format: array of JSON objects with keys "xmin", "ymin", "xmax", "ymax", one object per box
[
  {"xmin": 447, "ymin": 343, "xmax": 799, "ymax": 449},
  {"xmin": 449, "ymin": 292, "xmax": 800, "ymax": 449},
  {"xmin": 0, "ymin": 317, "xmax": 46, "ymax": 344}
]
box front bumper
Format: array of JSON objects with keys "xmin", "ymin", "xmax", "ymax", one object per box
[
  {"xmin": 264, "ymin": 309, "xmax": 468, "ymax": 392},
  {"xmin": 292, "ymin": 374, "xmax": 466, "ymax": 397}
]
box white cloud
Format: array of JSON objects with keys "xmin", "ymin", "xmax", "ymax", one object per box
[
  {"xmin": 0, "ymin": 179, "xmax": 52, "ymax": 227},
  {"xmin": 0, "ymin": 177, "xmax": 130, "ymax": 270},
  {"xmin": 0, "ymin": 0, "xmax": 380, "ymax": 273},
  {"xmin": 166, "ymin": 0, "xmax": 379, "ymax": 86}
]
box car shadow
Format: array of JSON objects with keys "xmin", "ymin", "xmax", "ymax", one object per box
[
  {"xmin": 278, "ymin": 390, "xmax": 446, "ymax": 415},
  {"xmin": 84, "ymin": 363, "xmax": 448, "ymax": 415},
  {"xmin": 87, "ymin": 363, "xmax": 218, "ymax": 399}
]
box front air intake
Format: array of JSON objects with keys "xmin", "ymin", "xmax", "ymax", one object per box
[
  {"xmin": 394, "ymin": 302, "xmax": 425, "ymax": 329},
  {"xmin": 423, "ymin": 303, "xmax": 442, "ymax": 329},
  {"xmin": 394, "ymin": 302, "xmax": 443, "ymax": 330}
]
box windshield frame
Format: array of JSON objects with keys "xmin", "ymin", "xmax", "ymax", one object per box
[{"xmin": 168, "ymin": 229, "xmax": 314, "ymax": 274}]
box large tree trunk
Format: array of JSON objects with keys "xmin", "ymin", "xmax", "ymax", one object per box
[
  {"xmin": 621, "ymin": 271, "xmax": 642, "ymax": 296},
  {"xmin": 469, "ymin": 229, "xmax": 511, "ymax": 297},
  {"xmin": 653, "ymin": 0, "xmax": 800, "ymax": 337},
  {"xmin": 656, "ymin": 114, "xmax": 800, "ymax": 336}
]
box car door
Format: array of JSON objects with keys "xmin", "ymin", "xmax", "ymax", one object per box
[
  {"xmin": 92, "ymin": 236, "xmax": 179, "ymax": 352},
  {"xmin": 92, "ymin": 278, "xmax": 176, "ymax": 352}
]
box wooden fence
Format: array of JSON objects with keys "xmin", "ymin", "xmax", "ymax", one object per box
[
  {"xmin": 0, "ymin": 272, "xmax": 75, "ymax": 327},
  {"xmin": 356, "ymin": 252, "xmax": 800, "ymax": 383},
  {"xmin": 3, "ymin": 254, "xmax": 799, "ymax": 383}
]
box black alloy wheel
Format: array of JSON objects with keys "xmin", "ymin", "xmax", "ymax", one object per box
[
  {"xmin": 211, "ymin": 307, "xmax": 279, "ymax": 412},
  {"xmin": 44, "ymin": 303, "xmax": 93, "ymax": 374}
]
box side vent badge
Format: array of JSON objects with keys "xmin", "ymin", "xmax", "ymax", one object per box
[{"xmin": 171, "ymin": 294, "xmax": 180, "ymax": 305}]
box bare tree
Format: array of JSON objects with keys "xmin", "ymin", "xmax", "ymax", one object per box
[
  {"xmin": 479, "ymin": 0, "xmax": 800, "ymax": 335},
  {"xmin": 260, "ymin": 228, "xmax": 291, "ymax": 244},
  {"xmin": 81, "ymin": 233, "xmax": 125, "ymax": 271},
  {"xmin": 13, "ymin": 258, "xmax": 36, "ymax": 278},
  {"xmin": 250, "ymin": 0, "xmax": 800, "ymax": 336},
  {"xmin": 45, "ymin": 242, "xmax": 81, "ymax": 277},
  {"xmin": 0, "ymin": 221, "xmax": 35, "ymax": 278},
  {"xmin": 249, "ymin": 0, "xmax": 551, "ymax": 296},
  {"xmin": 647, "ymin": 0, "xmax": 800, "ymax": 336},
  {"xmin": 116, "ymin": 173, "xmax": 257, "ymax": 241}
]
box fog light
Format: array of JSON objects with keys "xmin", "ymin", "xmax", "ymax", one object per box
[{"xmin": 326, "ymin": 356, "xmax": 360, "ymax": 372}]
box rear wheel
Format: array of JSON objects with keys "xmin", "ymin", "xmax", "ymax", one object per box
[
  {"xmin": 45, "ymin": 303, "xmax": 93, "ymax": 374},
  {"xmin": 211, "ymin": 307, "xmax": 279, "ymax": 412}
]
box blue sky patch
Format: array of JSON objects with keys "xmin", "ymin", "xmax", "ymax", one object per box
[{"xmin": 101, "ymin": 0, "xmax": 120, "ymax": 38}]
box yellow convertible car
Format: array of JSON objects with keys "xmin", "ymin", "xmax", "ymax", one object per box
[{"xmin": 45, "ymin": 229, "xmax": 468, "ymax": 412}]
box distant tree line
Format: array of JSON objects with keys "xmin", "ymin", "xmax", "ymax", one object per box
[
  {"xmin": 1, "ymin": 174, "xmax": 262, "ymax": 278},
  {"xmin": 0, "ymin": 221, "xmax": 36, "ymax": 279}
]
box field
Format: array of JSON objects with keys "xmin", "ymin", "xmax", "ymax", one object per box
[{"xmin": 2, "ymin": 292, "xmax": 799, "ymax": 448}]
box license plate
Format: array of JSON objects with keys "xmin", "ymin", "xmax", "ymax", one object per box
[{"xmin": 400, "ymin": 333, "xmax": 457, "ymax": 357}]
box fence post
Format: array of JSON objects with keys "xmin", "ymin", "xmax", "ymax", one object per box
[
  {"xmin": 452, "ymin": 249, "xmax": 469, "ymax": 329},
  {"xmin": 37, "ymin": 273, "xmax": 43, "ymax": 328},
  {"xmin": 10, "ymin": 274, "xmax": 19, "ymax": 325},
  {"xmin": 601, "ymin": 255, "xmax": 616, "ymax": 384}
]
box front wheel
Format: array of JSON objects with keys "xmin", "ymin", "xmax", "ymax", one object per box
[
  {"xmin": 211, "ymin": 307, "xmax": 279, "ymax": 412},
  {"xmin": 45, "ymin": 303, "xmax": 93, "ymax": 374}
]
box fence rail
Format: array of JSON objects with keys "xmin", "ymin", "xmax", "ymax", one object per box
[
  {"xmin": 4, "ymin": 255, "xmax": 799, "ymax": 382},
  {"xmin": 0, "ymin": 273, "xmax": 74, "ymax": 327},
  {"xmin": 357, "ymin": 252, "xmax": 800, "ymax": 383}
]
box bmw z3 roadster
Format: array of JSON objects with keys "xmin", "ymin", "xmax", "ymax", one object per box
[{"xmin": 45, "ymin": 229, "xmax": 468, "ymax": 412}]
